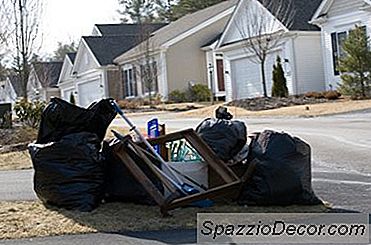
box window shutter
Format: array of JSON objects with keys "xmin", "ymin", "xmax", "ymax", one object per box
[
  {"xmin": 153, "ymin": 61, "xmax": 158, "ymax": 93},
  {"xmin": 331, "ymin": 32, "xmax": 340, "ymax": 76},
  {"xmin": 133, "ymin": 66, "xmax": 138, "ymax": 97},
  {"xmin": 122, "ymin": 70, "xmax": 128, "ymax": 98},
  {"xmin": 140, "ymin": 65, "xmax": 145, "ymax": 95}
]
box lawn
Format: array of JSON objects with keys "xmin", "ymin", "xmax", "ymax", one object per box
[
  {"xmin": 0, "ymin": 201, "xmax": 329, "ymax": 240},
  {"xmin": 0, "ymin": 151, "xmax": 32, "ymax": 171}
]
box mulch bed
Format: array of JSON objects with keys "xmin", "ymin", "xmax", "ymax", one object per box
[
  {"xmin": 228, "ymin": 96, "xmax": 336, "ymax": 111},
  {"xmin": 122, "ymin": 105, "xmax": 200, "ymax": 113}
]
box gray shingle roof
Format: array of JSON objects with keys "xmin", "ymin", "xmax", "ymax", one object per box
[
  {"xmin": 33, "ymin": 62, "xmax": 63, "ymax": 88},
  {"xmin": 115, "ymin": 0, "xmax": 238, "ymax": 62},
  {"xmin": 84, "ymin": 23, "xmax": 167, "ymax": 66},
  {"xmin": 83, "ymin": 35, "xmax": 140, "ymax": 66},
  {"xmin": 66, "ymin": 52, "xmax": 76, "ymax": 64},
  {"xmin": 8, "ymin": 75, "xmax": 22, "ymax": 96},
  {"xmin": 202, "ymin": 33, "xmax": 223, "ymax": 48},
  {"xmin": 151, "ymin": 0, "xmax": 238, "ymax": 44},
  {"xmin": 258, "ymin": 0, "xmax": 323, "ymax": 31},
  {"xmin": 95, "ymin": 23, "xmax": 167, "ymax": 36}
]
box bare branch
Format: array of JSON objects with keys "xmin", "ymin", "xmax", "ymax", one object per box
[
  {"xmin": 1, "ymin": 0, "xmax": 43, "ymax": 99},
  {"xmin": 233, "ymin": 0, "xmax": 295, "ymax": 97}
]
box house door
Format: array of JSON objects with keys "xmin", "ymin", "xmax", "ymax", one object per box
[{"xmin": 216, "ymin": 59, "xmax": 225, "ymax": 92}]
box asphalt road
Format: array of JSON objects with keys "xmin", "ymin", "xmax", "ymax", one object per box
[
  {"xmin": 114, "ymin": 110, "xmax": 371, "ymax": 213},
  {"xmin": 0, "ymin": 170, "xmax": 36, "ymax": 201},
  {"xmin": 1, "ymin": 110, "xmax": 370, "ymax": 244}
]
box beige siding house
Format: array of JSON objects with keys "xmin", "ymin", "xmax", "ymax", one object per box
[
  {"xmin": 114, "ymin": 0, "xmax": 238, "ymax": 100},
  {"xmin": 58, "ymin": 24, "xmax": 165, "ymax": 107}
]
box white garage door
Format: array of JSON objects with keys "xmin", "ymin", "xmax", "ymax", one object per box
[
  {"xmin": 62, "ymin": 88, "xmax": 74, "ymax": 102},
  {"xmin": 77, "ymin": 79, "xmax": 104, "ymax": 107},
  {"xmin": 231, "ymin": 52, "xmax": 279, "ymax": 100}
]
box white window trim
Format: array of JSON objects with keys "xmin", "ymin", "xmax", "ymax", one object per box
[{"xmin": 122, "ymin": 66, "xmax": 137, "ymax": 98}]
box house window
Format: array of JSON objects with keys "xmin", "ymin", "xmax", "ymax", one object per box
[
  {"xmin": 122, "ymin": 67, "xmax": 137, "ymax": 97},
  {"xmin": 331, "ymin": 26, "xmax": 367, "ymax": 76},
  {"xmin": 140, "ymin": 61, "xmax": 158, "ymax": 94}
]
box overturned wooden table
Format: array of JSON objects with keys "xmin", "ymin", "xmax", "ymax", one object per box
[{"xmin": 112, "ymin": 128, "xmax": 254, "ymax": 216}]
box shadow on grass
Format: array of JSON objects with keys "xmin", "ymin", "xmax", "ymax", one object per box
[{"xmin": 47, "ymin": 201, "xmax": 346, "ymax": 245}]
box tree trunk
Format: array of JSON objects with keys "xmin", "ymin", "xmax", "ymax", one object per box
[
  {"xmin": 19, "ymin": 0, "xmax": 28, "ymax": 100},
  {"xmin": 360, "ymin": 74, "xmax": 366, "ymax": 98},
  {"xmin": 260, "ymin": 61, "xmax": 268, "ymax": 97}
]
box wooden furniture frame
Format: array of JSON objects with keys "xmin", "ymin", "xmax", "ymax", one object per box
[{"xmin": 112, "ymin": 129, "xmax": 250, "ymax": 216}]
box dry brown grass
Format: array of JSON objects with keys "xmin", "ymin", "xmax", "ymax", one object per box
[
  {"xmin": 0, "ymin": 126, "xmax": 38, "ymax": 146},
  {"xmin": 0, "ymin": 201, "xmax": 329, "ymax": 240},
  {"xmin": 178, "ymin": 99, "xmax": 371, "ymax": 118},
  {"xmin": 0, "ymin": 125, "xmax": 175, "ymax": 171},
  {"xmin": 0, "ymin": 151, "xmax": 32, "ymax": 171}
]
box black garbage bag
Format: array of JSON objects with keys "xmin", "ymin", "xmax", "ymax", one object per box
[
  {"xmin": 29, "ymin": 133, "xmax": 105, "ymax": 212},
  {"xmin": 37, "ymin": 98, "xmax": 116, "ymax": 144},
  {"xmin": 102, "ymin": 139, "xmax": 164, "ymax": 205},
  {"xmin": 215, "ymin": 106, "xmax": 233, "ymax": 120},
  {"xmin": 196, "ymin": 118, "xmax": 247, "ymax": 161},
  {"xmin": 238, "ymin": 130, "xmax": 322, "ymax": 206}
]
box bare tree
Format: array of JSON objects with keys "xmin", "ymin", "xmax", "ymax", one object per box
[
  {"xmin": 27, "ymin": 62, "xmax": 52, "ymax": 100},
  {"xmin": 234, "ymin": 0, "xmax": 294, "ymax": 97},
  {"xmin": 3, "ymin": 0, "xmax": 43, "ymax": 99},
  {"xmin": 126, "ymin": 24, "xmax": 161, "ymax": 104},
  {"xmin": 0, "ymin": 1, "xmax": 10, "ymax": 79}
]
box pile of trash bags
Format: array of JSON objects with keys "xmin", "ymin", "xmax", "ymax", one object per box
[
  {"xmin": 29, "ymin": 101, "xmax": 321, "ymax": 212},
  {"xmin": 196, "ymin": 107, "xmax": 321, "ymax": 206},
  {"xmin": 29, "ymin": 98, "xmax": 116, "ymax": 211},
  {"xmin": 237, "ymin": 130, "xmax": 322, "ymax": 205},
  {"xmin": 196, "ymin": 106, "xmax": 247, "ymax": 162}
]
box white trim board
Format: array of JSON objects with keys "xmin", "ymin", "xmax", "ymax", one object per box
[
  {"xmin": 162, "ymin": 6, "xmax": 236, "ymax": 48},
  {"xmin": 217, "ymin": 0, "xmax": 289, "ymax": 49}
]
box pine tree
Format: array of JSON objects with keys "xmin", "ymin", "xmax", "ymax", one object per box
[
  {"xmin": 339, "ymin": 26, "xmax": 371, "ymax": 99},
  {"xmin": 271, "ymin": 56, "xmax": 289, "ymax": 97},
  {"xmin": 155, "ymin": 0, "xmax": 177, "ymax": 22},
  {"xmin": 53, "ymin": 41, "xmax": 77, "ymax": 61},
  {"xmin": 69, "ymin": 92, "xmax": 76, "ymax": 105},
  {"xmin": 118, "ymin": 0, "xmax": 156, "ymax": 23}
]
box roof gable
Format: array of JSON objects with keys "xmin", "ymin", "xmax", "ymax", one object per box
[
  {"xmin": 74, "ymin": 23, "xmax": 166, "ymax": 68},
  {"xmin": 114, "ymin": 0, "xmax": 238, "ymax": 63},
  {"xmin": 67, "ymin": 52, "xmax": 76, "ymax": 64},
  {"xmin": 32, "ymin": 62, "xmax": 63, "ymax": 88},
  {"xmin": 260, "ymin": 0, "xmax": 322, "ymax": 31},
  {"xmin": 311, "ymin": 0, "xmax": 369, "ymax": 23},
  {"xmin": 72, "ymin": 39, "xmax": 101, "ymax": 74},
  {"xmin": 58, "ymin": 55, "xmax": 75, "ymax": 85},
  {"xmin": 218, "ymin": 0, "xmax": 288, "ymax": 47},
  {"xmin": 8, "ymin": 75, "xmax": 22, "ymax": 96},
  {"xmin": 83, "ymin": 35, "xmax": 139, "ymax": 66},
  {"xmin": 219, "ymin": 0, "xmax": 322, "ymax": 47}
]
